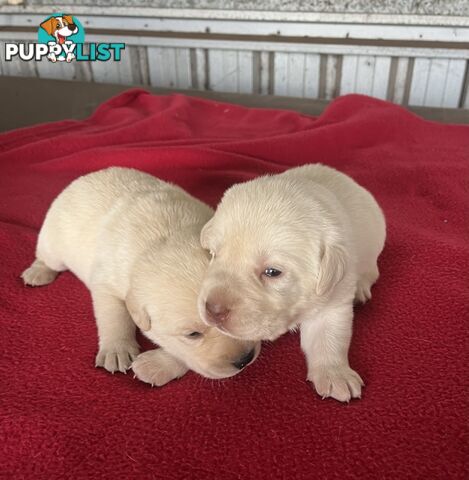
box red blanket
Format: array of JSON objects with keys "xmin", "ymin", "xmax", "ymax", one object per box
[{"xmin": 1, "ymin": 91, "xmax": 468, "ymax": 479}]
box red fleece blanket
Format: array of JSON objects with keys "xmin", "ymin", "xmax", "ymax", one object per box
[{"xmin": 1, "ymin": 91, "xmax": 468, "ymax": 479}]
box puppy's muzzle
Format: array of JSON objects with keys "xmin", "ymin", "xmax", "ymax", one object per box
[
  {"xmin": 205, "ymin": 300, "xmax": 230, "ymax": 327},
  {"xmin": 232, "ymin": 348, "xmax": 256, "ymax": 370}
]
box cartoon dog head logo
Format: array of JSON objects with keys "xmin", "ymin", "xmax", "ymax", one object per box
[
  {"xmin": 38, "ymin": 14, "xmax": 85, "ymax": 63},
  {"xmin": 40, "ymin": 15, "xmax": 78, "ymax": 45}
]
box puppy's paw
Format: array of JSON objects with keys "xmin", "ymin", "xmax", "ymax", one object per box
[
  {"xmin": 309, "ymin": 365, "xmax": 364, "ymax": 403},
  {"xmin": 354, "ymin": 279, "xmax": 372, "ymax": 304},
  {"xmin": 21, "ymin": 261, "xmax": 58, "ymax": 287},
  {"xmin": 132, "ymin": 349, "xmax": 188, "ymax": 387},
  {"xmin": 95, "ymin": 340, "xmax": 140, "ymax": 374}
]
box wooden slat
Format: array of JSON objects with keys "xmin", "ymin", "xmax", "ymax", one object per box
[
  {"xmin": 147, "ymin": 47, "xmax": 191, "ymax": 89},
  {"xmin": 355, "ymin": 55, "xmax": 375, "ymax": 94},
  {"xmin": 340, "ymin": 55, "xmax": 358, "ymax": 95},
  {"xmin": 209, "ymin": 49, "xmax": 237, "ymax": 92},
  {"xmin": 442, "ymin": 59, "xmax": 466, "ymax": 108},
  {"xmin": 272, "ymin": 52, "xmax": 319, "ymax": 98},
  {"xmin": 259, "ymin": 51, "xmax": 270, "ymax": 95},
  {"xmin": 74, "ymin": 61, "xmax": 93, "ymax": 82},
  {"xmin": 35, "ymin": 58, "xmax": 75, "ymax": 81},
  {"xmin": 91, "ymin": 46, "xmax": 135, "ymax": 85},
  {"xmin": 237, "ymin": 50, "xmax": 253, "ymax": 93},
  {"xmin": 273, "ymin": 52, "xmax": 288, "ymax": 96},
  {"xmin": 137, "ymin": 46, "xmax": 150, "ymax": 85},
  {"xmin": 424, "ymin": 58, "xmax": 449, "ymax": 107},
  {"xmin": 372, "ymin": 56, "xmax": 391, "ymax": 99},
  {"xmin": 392, "ymin": 57, "xmax": 410, "ymax": 103},
  {"xmin": 0, "ymin": 40, "xmax": 37, "ymax": 78},
  {"xmin": 408, "ymin": 57, "xmax": 431, "ymax": 106},
  {"xmin": 304, "ymin": 53, "xmax": 320, "ymax": 98},
  {"xmin": 147, "ymin": 47, "xmax": 170, "ymax": 87},
  {"xmin": 286, "ymin": 53, "xmax": 305, "ymax": 97},
  {"xmin": 325, "ymin": 55, "xmax": 340, "ymax": 99},
  {"xmin": 195, "ymin": 47, "xmax": 206, "ymax": 90},
  {"xmin": 340, "ymin": 55, "xmax": 391, "ymax": 99},
  {"xmin": 175, "ymin": 47, "xmax": 192, "ymax": 88}
]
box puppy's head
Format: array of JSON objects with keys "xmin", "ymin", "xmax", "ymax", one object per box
[
  {"xmin": 40, "ymin": 15, "xmax": 78, "ymax": 43},
  {"xmin": 127, "ymin": 235, "xmax": 260, "ymax": 379},
  {"xmin": 198, "ymin": 176, "xmax": 348, "ymax": 341}
]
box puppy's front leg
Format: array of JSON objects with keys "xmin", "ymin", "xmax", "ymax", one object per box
[
  {"xmin": 300, "ymin": 303, "xmax": 363, "ymax": 402},
  {"xmin": 132, "ymin": 349, "xmax": 188, "ymax": 387},
  {"xmin": 92, "ymin": 289, "xmax": 140, "ymax": 373}
]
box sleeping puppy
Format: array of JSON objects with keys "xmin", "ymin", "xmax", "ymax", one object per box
[
  {"xmin": 198, "ymin": 164, "xmax": 386, "ymax": 402},
  {"xmin": 21, "ymin": 167, "xmax": 260, "ymax": 386}
]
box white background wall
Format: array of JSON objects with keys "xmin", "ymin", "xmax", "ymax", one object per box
[{"xmin": 1, "ymin": 4, "xmax": 468, "ymax": 109}]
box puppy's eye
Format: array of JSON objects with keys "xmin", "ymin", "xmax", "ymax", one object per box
[
  {"xmin": 186, "ymin": 331, "xmax": 202, "ymax": 339},
  {"xmin": 263, "ymin": 268, "xmax": 282, "ymax": 278}
]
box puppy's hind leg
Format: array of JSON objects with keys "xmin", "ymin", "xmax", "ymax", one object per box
[
  {"xmin": 21, "ymin": 259, "xmax": 59, "ymax": 287},
  {"xmin": 93, "ymin": 290, "xmax": 140, "ymax": 374},
  {"xmin": 354, "ymin": 263, "xmax": 379, "ymax": 304}
]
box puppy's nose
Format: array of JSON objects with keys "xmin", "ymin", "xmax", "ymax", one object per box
[
  {"xmin": 232, "ymin": 349, "xmax": 255, "ymax": 370},
  {"xmin": 205, "ymin": 301, "xmax": 230, "ymax": 324},
  {"xmin": 69, "ymin": 23, "xmax": 77, "ymax": 30}
]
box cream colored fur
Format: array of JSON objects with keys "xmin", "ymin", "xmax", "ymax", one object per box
[
  {"xmin": 198, "ymin": 164, "xmax": 386, "ymax": 402},
  {"xmin": 22, "ymin": 167, "xmax": 259, "ymax": 385}
]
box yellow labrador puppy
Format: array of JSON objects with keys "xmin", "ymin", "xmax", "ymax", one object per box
[
  {"xmin": 198, "ymin": 164, "xmax": 385, "ymax": 402},
  {"xmin": 21, "ymin": 167, "xmax": 259, "ymax": 386}
]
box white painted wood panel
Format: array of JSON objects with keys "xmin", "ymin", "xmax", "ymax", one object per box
[
  {"xmin": 274, "ymin": 52, "xmax": 320, "ymax": 97},
  {"xmin": 0, "ymin": 40, "xmax": 37, "ymax": 77},
  {"xmin": 392, "ymin": 57, "xmax": 410, "ymax": 104},
  {"xmin": 273, "ymin": 52, "xmax": 288, "ymax": 96},
  {"xmin": 340, "ymin": 55, "xmax": 358, "ymax": 95},
  {"xmin": 91, "ymin": 46, "xmax": 135, "ymax": 85},
  {"xmin": 209, "ymin": 49, "xmax": 237, "ymax": 92},
  {"xmin": 355, "ymin": 56, "xmax": 375, "ymax": 95},
  {"xmin": 0, "ymin": 27, "xmax": 466, "ymax": 109},
  {"xmin": 324, "ymin": 55, "xmax": 340, "ymax": 100},
  {"xmin": 174, "ymin": 48, "xmax": 192, "ymax": 89},
  {"xmin": 409, "ymin": 58, "xmax": 432, "ymax": 106},
  {"xmin": 35, "ymin": 58, "xmax": 76, "ymax": 81},
  {"xmin": 259, "ymin": 51, "xmax": 270, "ymax": 95},
  {"xmin": 1, "ymin": 30, "xmax": 468, "ymax": 60},
  {"xmin": 286, "ymin": 53, "xmax": 306, "ymax": 97},
  {"xmin": 341, "ymin": 55, "xmax": 391, "ymax": 98},
  {"xmin": 372, "ymin": 56, "xmax": 392, "ymax": 99},
  {"xmin": 3, "ymin": 12, "xmax": 469, "ymax": 43},
  {"xmin": 207, "ymin": 49, "xmax": 253, "ymax": 93},
  {"xmin": 147, "ymin": 47, "xmax": 191, "ymax": 89},
  {"xmin": 237, "ymin": 50, "xmax": 253, "ymax": 94},
  {"xmin": 304, "ymin": 54, "xmax": 320, "ymax": 98},
  {"xmin": 424, "ymin": 58, "xmax": 450, "ymax": 107},
  {"xmin": 195, "ymin": 47, "xmax": 206, "ymax": 90},
  {"xmin": 442, "ymin": 59, "xmax": 466, "ymax": 108}
]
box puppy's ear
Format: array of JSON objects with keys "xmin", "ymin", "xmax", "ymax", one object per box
[
  {"xmin": 316, "ymin": 243, "xmax": 347, "ymax": 296},
  {"xmin": 63, "ymin": 15, "xmax": 74, "ymax": 25},
  {"xmin": 200, "ymin": 218, "xmax": 214, "ymax": 250},
  {"xmin": 40, "ymin": 17, "xmax": 57, "ymax": 36},
  {"xmin": 125, "ymin": 290, "xmax": 151, "ymax": 331}
]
